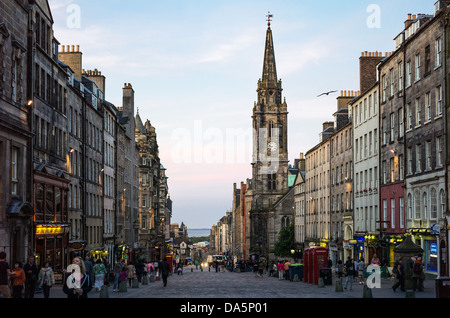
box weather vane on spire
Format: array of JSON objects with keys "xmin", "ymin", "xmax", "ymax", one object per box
[{"xmin": 266, "ymin": 11, "xmax": 273, "ymax": 28}]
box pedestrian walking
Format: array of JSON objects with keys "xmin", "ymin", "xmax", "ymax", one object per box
[
  {"xmin": 147, "ymin": 261, "xmax": 154, "ymax": 279},
  {"xmin": 84, "ymin": 256, "xmax": 93, "ymax": 282},
  {"xmin": 103, "ymin": 258, "xmax": 111, "ymax": 286},
  {"xmin": 10, "ymin": 262, "xmax": 25, "ymax": 298},
  {"xmin": 356, "ymin": 258, "xmax": 366, "ymax": 285},
  {"xmin": 0, "ymin": 251, "xmax": 11, "ymax": 298},
  {"xmin": 344, "ymin": 257, "xmax": 355, "ymax": 290},
  {"xmin": 63, "ymin": 256, "xmax": 92, "ymax": 298},
  {"xmin": 392, "ymin": 257, "xmax": 405, "ymax": 292},
  {"xmin": 37, "ymin": 262, "xmax": 55, "ymax": 298},
  {"xmin": 253, "ymin": 261, "xmax": 259, "ymax": 278},
  {"xmin": 93, "ymin": 259, "xmax": 107, "ymax": 291},
  {"xmin": 412, "ymin": 254, "xmax": 425, "ymax": 292},
  {"xmin": 177, "ymin": 262, "xmax": 183, "ymax": 275},
  {"xmin": 127, "ymin": 261, "xmax": 136, "ymax": 287},
  {"xmin": 23, "ymin": 256, "xmax": 38, "ymax": 298},
  {"xmin": 160, "ymin": 257, "xmax": 171, "ymax": 287},
  {"xmin": 277, "ymin": 261, "xmax": 284, "ymax": 280},
  {"xmin": 112, "ymin": 259, "xmax": 124, "ymax": 292},
  {"xmin": 284, "ymin": 259, "xmax": 291, "ymax": 280},
  {"xmin": 258, "ymin": 261, "xmax": 265, "ymax": 278},
  {"xmin": 336, "ymin": 260, "xmax": 344, "ymax": 279},
  {"xmin": 119, "ymin": 266, "xmax": 128, "ymax": 287},
  {"xmin": 371, "ymin": 254, "xmax": 380, "ymax": 266},
  {"xmin": 135, "ymin": 260, "xmax": 144, "ymax": 283}
]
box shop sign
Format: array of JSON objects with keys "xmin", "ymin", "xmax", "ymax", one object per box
[
  {"xmin": 430, "ymin": 243, "xmax": 438, "ymax": 256},
  {"xmin": 36, "ymin": 225, "xmax": 65, "ymax": 235},
  {"xmin": 349, "ymin": 240, "xmax": 358, "ymax": 245},
  {"xmin": 430, "ymin": 224, "xmax": 440, "ymax": 235}
]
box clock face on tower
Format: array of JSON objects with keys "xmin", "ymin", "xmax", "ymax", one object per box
[{"xmin": 267, "ymin": 141, "xmax": 278, "ymax": 153}]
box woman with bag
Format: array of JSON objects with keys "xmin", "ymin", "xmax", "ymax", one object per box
[{"xmin": 38, "ymin": 262, "xmax": 55, "ymax": 298}]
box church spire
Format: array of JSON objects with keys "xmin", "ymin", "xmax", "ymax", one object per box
[{"xmin": 262, "ymin": 12, "xmax": 278, "ymax": 85}]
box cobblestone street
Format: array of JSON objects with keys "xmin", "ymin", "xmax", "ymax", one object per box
[{"xmin": 34, "ymin": 265, "xmax": 436, "ymax": 299}]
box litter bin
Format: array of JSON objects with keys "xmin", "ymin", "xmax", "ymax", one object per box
[
  {"xmin": 319, "ymin": 268, "xmax": 332, "ymax": 285},
  {"xmin": 435, "ymin": 277, "xmax": 450, "ymax": 298},
  {"xmin": 289, "ymin": 264, "xmax": 303, "ymax": 281}
]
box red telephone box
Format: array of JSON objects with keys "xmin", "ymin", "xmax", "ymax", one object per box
[
  {"xmin": 165, "ymin": 254, "xmax": 173, "ymax": 273},
  {"xmin": 311, "ymin": 247, "xmax": 328, "ymax": 285}
]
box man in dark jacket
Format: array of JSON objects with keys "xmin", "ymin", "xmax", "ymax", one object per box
[
  {"xmin": 23, "ymin": 256, "xmax": 38, "ymax": 298},
  {"xmin": 160, "ymin": 258, "xmax": 171, "ymax": 287},
  {"xmin": 135, "ymin": 260, "xmax": 145, "ymax": 282},
  {"xmin": 392, "ymin": 257, "xmax": 405, "ymax": 292}
]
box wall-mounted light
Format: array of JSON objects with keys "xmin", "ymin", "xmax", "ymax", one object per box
[
  {"xmin": 27, "ymin": 100, "xmax": 33, "ymax": 106},
  {"xmin": 390, "ymin": 149, "xmax": 397, "ymax": 154},
  {"xmin": 69, "ymin": 148, "xmax": 75, "ymax": 153}
]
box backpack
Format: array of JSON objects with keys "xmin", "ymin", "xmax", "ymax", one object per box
[
  {"xmin": 392, "ymin": 261, "xmax": 399, "ymax": 274},
  {"xmin": 43, "ymin": 272, "xmax": 48, "ymax": 285},
  {"xmin": 413, "ymin": 261, "xmax": 422, "ymax": 273}
]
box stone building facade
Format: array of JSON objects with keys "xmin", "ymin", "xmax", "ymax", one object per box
[
  {"xmin": 329, "ymin": 92, "xmax": 354, "ymax": 263},
  {"xmin": 391, "ymin": 11, "xmax": 446, "ymax": 275},
  {"xmin": 0, "ymin": 0, "xmax": 33, "ymax": 266}
]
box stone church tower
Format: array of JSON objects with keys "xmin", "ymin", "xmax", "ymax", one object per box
[{"xmin": 250, "ymin": 17, "xmax": 289, "ymax": 256}]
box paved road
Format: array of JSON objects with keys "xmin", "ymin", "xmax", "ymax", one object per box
[{"xmin": 34, "ymin": 265, "xmax": 436, "ymax": 299}]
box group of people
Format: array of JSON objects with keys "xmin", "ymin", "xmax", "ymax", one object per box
[
  {"xmin": 0, "ymin": 251, "xmax": 175, "ymax": 299},
  {"xmin": 334, "ymin": 253, "xmax": 426, "ymax": 293},
  {"xmin": 0, "ymin": 252, "xmax": 56, "ymax": 299},
  {"xmin": 391, "ymin": 254, "xmax": 425, "ymax": 292}
]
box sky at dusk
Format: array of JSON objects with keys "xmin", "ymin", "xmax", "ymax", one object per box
[{"xmin": 49, "ymin": 0, "xmax": 435, "ymax": 228}]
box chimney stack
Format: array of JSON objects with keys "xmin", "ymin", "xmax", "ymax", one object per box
[
  {"xmin": 359, "ymin": 51, "xmax": 384, "ymax": 94},
  {"xmin": 58, "ymin": 44, "xmax": 83, "ymax": 80}
]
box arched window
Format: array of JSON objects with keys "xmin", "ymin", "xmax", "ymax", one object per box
[
  {"xmin": 268, "ymin": 121, "xmax": 274, "ymax": 138},
  {"xmin": 407, "ymin": 193, "xmax": 412, "ymax": 219},
  {"xmin": 414, "ymin": 190, "xmax": 421, "ymax": 219},
  {"xmin": 422, "ymin": 192, "xmax": 428, "ymax": 219},
  {"xmin": 440, "ymin": 190, "xmax": 446, "ymax": 219},
  {"xmin": 430, "ymin": 188, "xmax": 437, "ymax": 219},
  {"xmin": 281, "ymin": 216, "xmax": 290, "ymax": 228}
]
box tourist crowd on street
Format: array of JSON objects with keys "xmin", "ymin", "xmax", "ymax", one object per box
[{"xmin": 0, "ymin": 250, "xmax": 426, "ymax": 298}]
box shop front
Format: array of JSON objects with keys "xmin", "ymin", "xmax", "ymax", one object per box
[
  {"xmin": 33, "ymin": 169, "xmax": 70, "ymax": 276},
  {"xmin": 410, "ymin": 228, "xmax": 438, "ymax": 276},
  {"xmin": 34, "ymin": 224, "xmax": 70, "ymax": 283}
]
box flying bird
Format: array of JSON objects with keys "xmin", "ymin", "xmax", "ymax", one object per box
[{"xmin": 317, "ymin": 90, "xmax": 338, "ymax": 97}]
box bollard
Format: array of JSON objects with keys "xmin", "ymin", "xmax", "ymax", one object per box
[
  {"xmin": 335, "ymin": 280, "xmax": 343, "ymax": 292},
  {"xmin": 142, "ymin": 275, "xmax": 148, "ymax": 285},
  {"xmin": 191, "ymin": 268, "xmax": 193, "ymax": 272},
  {"xmin": 100, "ymin": 285, "xmax": 109, "ymax": 298},
  {"xmin": 119, "ymin": 281, "xmax": 127, "ymax": 292},
  {"xmin": 293, "ymin": 274, "xmax": 299, "ymax": 282},
  {"xmin": 318, "ymin": 277, "xmax": 325, "ymax": 288},
  {"xmin": 132, "ymin": 278, "xmax": 139, "ymax": 288},
  {"xmin": 363, "ymin": 285, "xmax": 373, "ymax": 298},
  {"xmin": 150, "ymin": 274, "xmax": 155, "ymax": 283}
]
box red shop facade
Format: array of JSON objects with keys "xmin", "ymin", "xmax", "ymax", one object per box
[{"xmin": 33, "ymin": 168, "xmax": 71, "ymax": 274}]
